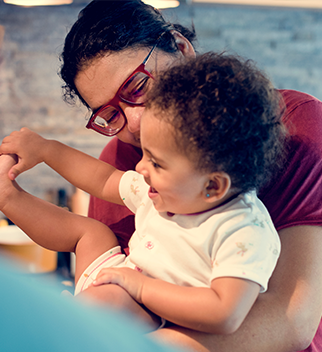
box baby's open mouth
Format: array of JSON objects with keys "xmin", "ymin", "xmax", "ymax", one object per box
[
  {"xmin": 150, "ymin": 187, "xmax": 158, "ymax": 194},
  {"xmin": 148, "ymin": 186, "xmax": 159, "ymax": 202}
]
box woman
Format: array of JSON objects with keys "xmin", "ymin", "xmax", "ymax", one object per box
[
  {"xmin": 58, "ymin": 1, "xmax": 322, "ymax": 351},
  {"xmin": 0, "ymin": 53, "xmax": 284, "ymax": 334}
]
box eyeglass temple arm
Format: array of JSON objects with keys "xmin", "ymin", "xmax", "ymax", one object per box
[{"xmin": 142, "ymin": 31, "xmax": 167, "ymax": 65}]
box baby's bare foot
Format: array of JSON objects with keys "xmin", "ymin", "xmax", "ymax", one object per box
[
  {"xmin": 0, "ymin": 154, "xmax": 17, "ymax": 177},
  {"xmin": 0, "ymin": 154, "xmax": 18, "ymax": 209}
]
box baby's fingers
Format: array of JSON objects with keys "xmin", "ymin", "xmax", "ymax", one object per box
[{"xmin": 93, "ymin": 269, "xmax": 122, "ymax": 287}]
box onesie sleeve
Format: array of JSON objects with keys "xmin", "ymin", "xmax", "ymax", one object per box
[
  {"xmin": 210, "ymin": 210, "xmax": 281, "ymax": 293},
  {"xmin": 119, "ymin": 170, "xmax": 149, "ymax": 214}
]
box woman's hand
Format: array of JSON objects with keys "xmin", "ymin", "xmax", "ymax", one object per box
[
  {"xmin": 92, "ymin": 267, "xmax": 149, "ymax": 304},
  {"xmin": 0, "ymin": 127, "xmax": 47, "ymax": 180}
]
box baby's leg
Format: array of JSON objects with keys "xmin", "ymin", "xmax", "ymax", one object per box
[
  {"xmin": 72, "ymin": 222, "xmax": 120, "ymax": 286},
  {"xmin": 79, "ymin": 284, "xmax": 162, "ymax": 332},
  {"xmin": 0, "ymin": 154, "xmax": 119, "ymax": 283},
  {"xmin": 0, "ymin": 156, "xmax": 158, "ymax": 328}
]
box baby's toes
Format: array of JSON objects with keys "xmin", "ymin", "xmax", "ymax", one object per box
[{"xmin": 0, "ymin": 154, "xmax": 18, "ymax": 177}]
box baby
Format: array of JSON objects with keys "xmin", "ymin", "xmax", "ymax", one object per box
[{"xmin": 0, "ymin": 52, "xmax": 285, "ymax": 334}]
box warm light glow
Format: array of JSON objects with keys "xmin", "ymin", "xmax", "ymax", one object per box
[
  {"xmin": 191, "ymin": 0, "xmax": 322, "ymax": 9},
  {"xmin": 143, "ymin": 0, "xmax": 180, "ymax": 9},
  {"xmin": 4, "ymin": 0, "xmax": 72, "ymax": 6}
]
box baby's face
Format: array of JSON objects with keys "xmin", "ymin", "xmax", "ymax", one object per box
[{"xmin": 135, "ymin": 109, "xmax": 209, "ymax": 215}]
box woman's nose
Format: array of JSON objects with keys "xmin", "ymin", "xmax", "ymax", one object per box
[{"xmin": 123, "ymin": 105, "xmax": 144, "ymax": 133}]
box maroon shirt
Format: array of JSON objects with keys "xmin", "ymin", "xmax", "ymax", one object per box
[
  {"xmin": 259, "ymin": 90, "xmax": 322, "ymax": 231},
  {"xmin": 88, "ymin": 137, "xmax": 142, "ymax": 252},
  {"xmin": 88, "ymin": 89, "xmax": 322, "ymax": 350}
]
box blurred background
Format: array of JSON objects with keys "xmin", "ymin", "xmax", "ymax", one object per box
[
  {"xmin": 0, "ymin": 0, "xmax": 321, "ymax": 277},
  {"xmin": 0, "ymin": 0, "xmax": 321, "ymax": 201}
]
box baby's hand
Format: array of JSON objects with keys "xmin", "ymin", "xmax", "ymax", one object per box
[
  {"xmin": 93, "ymin": 267, "xmax": 148, "ymax": 304},
  {"xmin": 0, "ymin": 128, "xmax": 47, "ymax": 180}
]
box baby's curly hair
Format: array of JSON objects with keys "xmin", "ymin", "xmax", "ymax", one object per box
[{"xmin": 146, "ymin": 52, "xmax": 286, "ymax": 193}]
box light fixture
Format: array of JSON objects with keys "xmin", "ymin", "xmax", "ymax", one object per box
[
  {"xmin": 142, "ymin": 0, "xmax": 180, "ymax": 9},
  {"xmin": 4, "ymin": 0, "xmax": 179, "ymax": 9},
  {"xmin": 190, "ymin": 0, "xmax": 322, "ymax": 9},
  {"xmin": 4, "ymin": 0, "xmax": 73, "ymax": 6}
]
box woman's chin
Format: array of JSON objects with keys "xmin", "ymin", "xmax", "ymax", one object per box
[{"xmin": 117, "ymin": 133, "xmax": 141, "ymax": 149}]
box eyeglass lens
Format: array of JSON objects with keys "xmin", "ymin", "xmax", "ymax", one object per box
[
  {"xmin": 120, "ymin": 71, "xmax": 152, "ymax": 104},
  {"xmin": 91, "ymin": 71, "xmax": 152, "ymax": 135}
]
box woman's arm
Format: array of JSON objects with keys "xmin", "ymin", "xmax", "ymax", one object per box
[
  {"xmin": 0, "ymin": 128, "xmax": 124, "ymax": 204},
  {"xmin": 151, "ymin": 225, "xmax": 322, "ymax": 352},
  {"xmin": 93, "ymin": 267, "xmax": 260, "ymax": 334}
]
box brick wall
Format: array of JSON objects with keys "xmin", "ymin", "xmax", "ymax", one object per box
[{"xmin": 0, "ymin": 1, "xmax": 321, "ymax": 202}]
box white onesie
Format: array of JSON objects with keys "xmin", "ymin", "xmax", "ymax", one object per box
[{"xmin": 75, "ymin": 171, "xmax": 280, "ymax": 295}]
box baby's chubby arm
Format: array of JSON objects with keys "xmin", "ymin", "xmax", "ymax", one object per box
[
  {"xmin": 0, "ymin": 128, "xmax": 124, "ymax": 205},
  {"xmin": 93, "ymin": 267, "xmax": 260, "ymax": 334}
]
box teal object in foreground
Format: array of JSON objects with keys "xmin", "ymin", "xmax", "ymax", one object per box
[{"xmin": 0, "ymin": 259, "xmax": 183, "ymax": 352}]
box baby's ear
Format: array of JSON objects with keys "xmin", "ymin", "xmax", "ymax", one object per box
[{"xmin": 204, "ymin": 172, "xmax": 231, "ymax": 202}]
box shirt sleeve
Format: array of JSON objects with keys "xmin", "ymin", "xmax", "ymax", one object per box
[
  {"xmin": 210, "ymin": 193, "xmax": 281, "ymax": 293},
  {"xmin": 210, "ymin": 223, "xmax": 280, "ymax": 292},
  {"xmin": 119, "ymin": 170, "xmax": 149, "ymax": 214}
]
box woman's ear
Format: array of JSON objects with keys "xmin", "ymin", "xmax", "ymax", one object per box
[
  {"xmin": 171, "ymin": 30, "xmax": 196, "ymax": 59},
  {"xmin": 204, "ymin": 172, "xmax": 231, "ymax": 202}
]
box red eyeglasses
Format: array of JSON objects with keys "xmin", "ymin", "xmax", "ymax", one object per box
[{"xmin": 86, "ymin": 38, "xmax": 164, "ymax": 137}]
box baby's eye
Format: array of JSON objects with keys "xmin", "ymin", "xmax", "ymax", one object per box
[{"xmin": 149, "ymin": 159, "xmax": 161, "ymax": 169}]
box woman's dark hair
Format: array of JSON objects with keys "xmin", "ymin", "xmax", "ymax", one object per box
[
  {"xmin": 60, "ymin": 0, "xmax": 196, "ymax": 107},
  {"xmin": 146, "ymin": 52, "xmax": 287, "ymax": 192}
]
